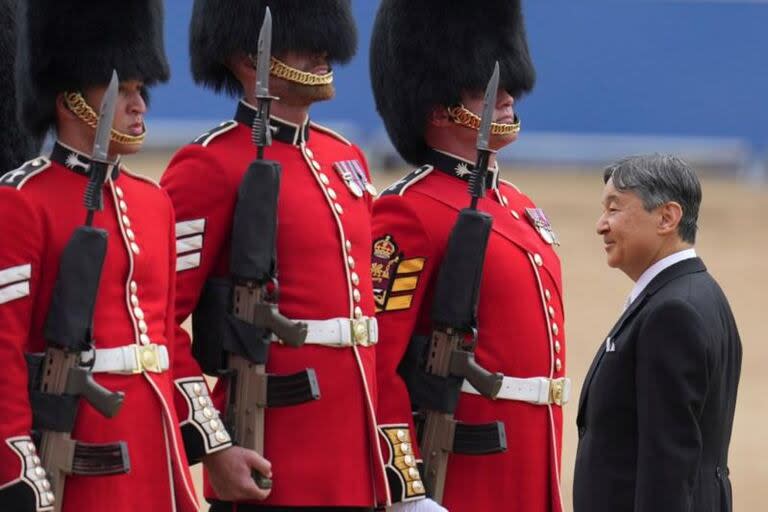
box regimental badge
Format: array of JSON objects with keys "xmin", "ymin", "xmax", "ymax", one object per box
[
  {"xmin": 371, "ymin": 235, "xmax": 426, "ymax": 312},
  {"xmin": 525, "ymin": 207, "xmax": 560, "ymax": 246},
  {"xmin": 333, "ymin": 160, "xmax": 377, "ymax": 197}
]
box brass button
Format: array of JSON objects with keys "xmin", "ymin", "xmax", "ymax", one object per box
[
  {"xmin": 133, "ymin": 307, "xmax": 145, "ymax": 320},
  {"xmin": 203, "ymin": 407, "xmax": 214, "ymax": 419},
  {"xmin": 400, "ymin": 442, "xmax": 411, "ymax": 454},
  {"xmin": 115, "ymin": 186, "xmax": 124, "ymax": 198},
  {"xmin": 354, "ymin": 306, "xmax": 363, "ymax": 319},
  {"xmin": 311, "ymin": 160, "xmax": 321, "ymax": 171},
  {"xmin": 347, "ymin": 256, "xmax": 355, "ymax": 269},
  {"xmin": 46, "ymin": 492, "xmax": 54, "ymax": 503},
  {"xmin": 138, "ymin": 320, "xmax": 148, "ymax": 334},
  {"xmin": 353, "ymin": 289, "xmax": 361, "ymax": 303},
  {"xmin": 548, "ymin": 306, "xmax": 555, "ymax": 317},
  {"xmin": 544, "ymin": 289, "xmax": 551, "ymax": 301},
  {"xmin": 327, "ymin": 188, "xmax": 337, "ymax": 200},
  {"xmin": 533, "ymin": 253, "xmax": 543, "ymax": 266},
  {"xmin": 122, "ymin": 215, "xmax": 131, "ymax": 227},
  {"xmin": 554, "ymin": 340, "xmax": 561, "ymax": 354},
  {"xmin": 351, "ymin": 272, "xmax": 360, "ymax": 286},
  {"xmin": 552, "ymin": 323, "xmax": 559, "ymax": 336},
  {"xmin": 139, "ymin": 334, "xmax": 150, "ymax": 345},
  {"xmin": 197, "ymin": 396, "xmax": 208, "ymax": 407},
  {"xmin": 555, "ymin": 358, "xmax": 562, "ymax": 372},
  {"xmin": 126, "ymin": 228, "xmax": 136, "ymax": 241},
  {"xmin": 408, "ymin": 467, "xmax": 419, "ymax": 479},
  {"xmin": 130, "ymin": 294, "xmax": 139, "ymax": 307},
  {"xmin": 215, "ymin": 431, "xmax": 228, "ymax": 443},
  {"xmin": 193, "ymin": 383, "xmax": 203, "ymax": 395},
  {"xmin": 319, "ymin": 173, "xmax": 330, "ymax": 185},
  {"xmin": 130, "ymin": 242, "xmax": 140, "ymax": 255},
  {"xmin": 501, "ymin": 196, "xmax": 509, "ymax": 206},
  {"xmin": 42, "ymin": 480, "xmax": 51, "ymax": 491},
  {"xmin": 32, "ymin": 455, "xmax": 41, "ymax": 465},
  {"xmin": 403, "ymin": 455, "xmax": 415, "ymax": 467},
  {"xmin": 396, "ymin": 429, "xmax": 406, "ymax": 441},
  {"xmin": 27, "ymin": 442, "xmax": 36, "ymax": 453},
  {"xmin": 305, "ymin": 148, "xmax": 314, "ymax": 159},
  {"xmin": 511, "ymin": 210, "xmax": 520, "ymax": 219},
  {"xmin": 209, "ymin": 419, "xmax": 220, "ymax": 431},
  {"xmin": 119, "ymin": 200, "xmax": 128, "ymax": 213},
  {"xmin": 412, "ymin": 480, "xmax": 424, "ymax": 492},
  {"xmin": 334, "ymin": 203, "xmax": 343, "ymax": 215},
  {"xmin": 130, "ymin": 281, "xmax": 137, "ymax": 293},
  {"xmin": 35, "ymin": 467, "xmax": 45, "ymax": 478},
  {"xmin": 345, "ymin": 240, "xmax": 352, "ymax": 251}
]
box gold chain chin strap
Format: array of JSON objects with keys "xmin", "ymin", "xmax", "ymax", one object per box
[
  {"xmin": 63, "ymin": 92, "xmax": 146, "ymax": 145},
  {"xmin": 269, "ymin": 57, "xmax": 334, "ymax": 86},
  {"xmin": 446, "ymin": 104, "xmax": 521, "ymax": 136}
]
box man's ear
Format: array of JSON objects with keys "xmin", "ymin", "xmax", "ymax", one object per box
[
  {"xmin": 427, "ymin": 105, "xmax": 452, "ymax": 127},
  {"xmin": 228, "ymin": 52, "xmax": 255, "ymax": 84},
  {"xmin": 657, "ymin": 201, "xmax": 683, "ymax": 236}
]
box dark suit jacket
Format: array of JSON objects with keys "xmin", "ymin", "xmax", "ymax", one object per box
[{"xmin": 573, "ymin": 258, "xmax": 742, "ymax": 512}]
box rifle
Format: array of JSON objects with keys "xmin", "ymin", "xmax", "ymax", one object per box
[
  {"xmin": 223, "ymin": 8, "xmax": 318, "ymax": 489},
  {"xmin": 31, "ymin": 71, "xmax": 129, "ymax": 511},
  {"xmin": 417, "ymin": 63, "xmax": 507, "ymax": 502}
]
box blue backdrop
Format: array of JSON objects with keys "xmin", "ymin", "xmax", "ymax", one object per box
[{"xmin": 152, "ymin": 1, "xmax": 768, "ymax": 152}]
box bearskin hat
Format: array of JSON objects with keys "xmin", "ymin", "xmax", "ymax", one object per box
[
  {"xmin": 370, "ymin": 0, "xmax": 536, "ymax": 165},
  {"xmin": 15, "ymin": 0, "xmax": 170, "ymax": 139},
  {"xmin": 190, "ymin": 0, "xmax": 358, "ymax": 96},
  {"xmin": 0, "ymin": 0, "xmax": 40, "ymax": 171}
]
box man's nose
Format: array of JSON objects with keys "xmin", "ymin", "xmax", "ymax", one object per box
[
  {"xmin": 497, "ymin": 89, "xmax": 514, "ymax": 109},
  {"xmin": 596, "ymin": 214, "xmax": 609, "ymax": 235}
]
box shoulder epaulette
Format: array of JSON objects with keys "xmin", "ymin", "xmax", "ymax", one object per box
[
  {"xmin": 120, "ymin": 167, "xmax": 160, "ymax": 189},
  {"xmin": 499, "ymin": 178, "xmax": 522, "ymax": 194},
  {"xmin": 191, "ymin": 120, "xmax": 238, "ymax": 147},
  {"xmin": 379, "ymin": 165, "xmax": 433, "ymax": 198},
  {"xmin": 309, "ymin": 121, "xmax": 352, "ymax": 146},
  {"xmin": 0, "ymin": 157, "xmax": 51, "ymax": 189}
]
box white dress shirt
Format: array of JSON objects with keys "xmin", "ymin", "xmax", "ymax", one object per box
[{"xmin": 626, "ymin": 248, "xmax": 697, "ymax": 308}]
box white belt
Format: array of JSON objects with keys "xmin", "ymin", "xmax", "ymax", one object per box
[
  {"xmin": 461, "ymin": 376, "xmax": 571, "ymax": 406},
  {"xmin": 87, "ymin": 344, "xmax": 170, "ymax": 374},
  {"xmin": 273, "ymin": 317, "xmax": 378, "ymax": 348}
]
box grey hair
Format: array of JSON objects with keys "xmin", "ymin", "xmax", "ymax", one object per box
[{"xmin": 603, "ymin": 154, "xmax": 702, "ymax": 243}]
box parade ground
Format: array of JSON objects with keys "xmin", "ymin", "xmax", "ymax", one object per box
[{"xmin": 128, "ymin": 151, "xmax": 767, "ymax": 510}]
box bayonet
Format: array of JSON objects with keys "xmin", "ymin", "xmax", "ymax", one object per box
[
  {"xmin": 83, "ymin": 70, "xmax": 119, "ymax": 218},
  {"xmin": 252, "ymin": 7, "xmax": 277, "ymax": 156},
  {"xmin": 468, "ymin": 62, "xmax": 500, "ymax": 209}
]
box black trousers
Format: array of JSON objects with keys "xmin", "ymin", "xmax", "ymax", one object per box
[{"xmin": 209, "ymin": 502, "xmax": 375, "ymax": 512}]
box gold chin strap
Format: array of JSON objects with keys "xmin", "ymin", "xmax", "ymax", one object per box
[
  {"xmin": 269, "ymin": 57, "xmax": 334, "ymax": 86},
  {"xmin": 447, "ymin": 104, "xmax": 521, "ymax": 136},
  {"xmin": 63, "ymin": 92, "xmax": 146, "ymax": 145}
]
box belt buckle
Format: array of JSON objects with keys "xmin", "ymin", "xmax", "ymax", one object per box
[
  {"xmin": 549, "ymin": 378, "xmax": 566, "ymax": 406},
  {"xmin": 350, "ymin": 319, "xmax": 371, "ymax": 347},
  {"xmin": 134, "ymin": 344, "xmax": 162, "ymax": 373}
]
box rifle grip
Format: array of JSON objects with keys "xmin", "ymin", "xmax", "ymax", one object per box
[{"xmin": 252, "ymin": 471, "xmax": 273, "ymax": 490}]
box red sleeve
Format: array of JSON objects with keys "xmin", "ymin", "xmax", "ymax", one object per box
[
  {"xmin": 161, "ymin": 148, "xmax": 235, "ymax": 461},
  {"xmin": 0, "ymin": 188, "xmax": 53, "ymax": 510},
  {"xmin": 372, "ymin": 194, "xmax": 438, "ymax": 503}
]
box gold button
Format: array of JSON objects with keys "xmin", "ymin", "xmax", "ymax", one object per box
[
  {"xmin": 203, "ymin": 407, "xmax": 214, "ymax": 419},
  {"xmin": 32, "ymin": 455, "xmax": 41, "ymax": 465},
  {"xmin": 311, "ymin": 160, "xmax": 321, "ymax": 171},
  {"xmin": 408, "ymin": 467, "xmax": 419, "ymax": 479},
  {"xmin": 345, "ymin": 240, "xmax": 352, "ymax": 251},
  {"xmin": 130, "ymin": 281, "xmax": 138, "ymax": 293},
  {"xmin": 396, "ymin": 429, "xmax": 406, "ymax": 441},
  {"xmin": 126, "ymin": 228, "xmax": 135, "ymax": 241},
  {"xmin": 354, "ymin": 306, "xmax": 363, "ymax": 319},
  {"xmin": 347, "ymin": 256, "xmax": 355, "ymax": 269},
  {"xmin": 130, "ymin": 294, "xmax": 139, "ymax": 307},
  {"xmin": 351, "ymin": 272, "xmax": 360, "ymax": 286},
  {"xmin": 511, "ymin": 210, "xmax": 520, "ymax": 220},
  {"xmin": 42, "ymin": 479, "xmax": 51, "ymax": 491},
  {"xmin": 130, "ymin": 242, "xmax": 140, "ymax": 255},
  {"xmin": 501, "ymin": 196, "xmax": 509, "ymax": 206},
  {"xmin": 197, "ymin": 396, "xmax": 208, "ymax": 407},
  {"xmin": 193, "ymin": 383, "xmax": 203, "ymax": 395},
  {"xmin": 139, "ymin": 334, "xmax": 150, "ymax": 346},
  {"xmin": 555, "ymin": 358, "xmax": 562, "ymax": 372},
  {"xmin": 545, "ymin": 289, "xmax": 551, "ymax": 301},
  {"xmin": 141, "ymin": 348, "xmax": 157, "ymax": 368},
  {"xmin": 554, "ymin": 340, "xmax": 561, "ymax": 354},
  {"xmin": 334, "ymin": 203, "xmax": 343, "ymax": 214},
  {"xmin": 533, "ymin": 253, "xmax": 543, "ymax": 266},
  {"xmin": 353, "ymin": 289, "xmax": 361, "ymax": 303},
  {"xmin": 122, "ymin": 215, "xmax": 131, "ymax": 227},
  {"xmin": 552, "ymin": 323, "xmax": 559, "ymax": 336},
  {"xmin": 327, "ymin": 188, "xmax": 337, "ymax": 200},
  {"xmin": 305, "ymin": 148, "xmax": 314, "ymax": 159},
  {"xmin": 209, "ymin": 419, "xmax": 220, "ymax": 431},
  {"xmin": 403, "ymin": 455, "xmax": 415, "ymax": 466},
  {"xmin": 46, "ymin": 492, "xmax": 54, "ymax": 503},
  {"xmin": 133, "ymin": 307, "xmax": 145, "ymax": 320},
  {"xmin": 115, "ymin": 186, "xmax": 124, "ymax": 198},
  {"xmin": 215, "ymin": 431, "xmax": 228, "ymax": 443},
  {"xmin": 27, "ymin": 442, "xmax": 36, "ymax": 453},
  {"xmin": 319, "ymin": 173, "xmax": 330, "ymax": 185},
  {"xmin": 119, "ymin": 200, "xmax": 128, "ymax": 213},
  {"xmin": 548, "ymin": 306, "xmax": 555, "ymax": 317},
  {"xmin": 138, "ymin": 320, "xmax": 148, "ymax": 334},
  {"xmin": 412, "ymin": 480, "xmax": 424, "ymax": 492},
  {"xmin": 35, "ymin": 467, "xmax": 45, "ymax": 477},
  {"xmin": 400, "ymin": 442, "xmax": 411, "ymax": 454}
]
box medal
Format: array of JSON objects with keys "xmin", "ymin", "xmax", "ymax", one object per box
[{"xmin": 525, "ymin": 207, "xmax": 559, "ymax": 246}]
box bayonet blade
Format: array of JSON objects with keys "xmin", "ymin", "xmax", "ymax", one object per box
[
  {"xmin": 92, "ymin": 70, "xmax": 118, "ymax": 163},
  {"xmin": 476, "ymin": 62, "xmax": 500, "ymax": 153},
  {"xmin": 254, "ymin": 7, "xmax": 272, "ymax": 99}
]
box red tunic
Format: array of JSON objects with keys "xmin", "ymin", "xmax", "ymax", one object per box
[
  {"xmin": 372, "ymin": 149, "xmax": 567, "ymax": 511},
  {"xmin": 0, "ymin": 142, "xmax": 231, "ymax": 512},
  {"xmin": 161, "ymin": 101, "xmax": 389, "ymax": 507}
]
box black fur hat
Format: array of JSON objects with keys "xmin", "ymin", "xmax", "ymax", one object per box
[
  {"xmin": 370, "ymin": 0, "xmax": 536, "ymax": 165},
  {"xmin": 15, "ymin": 0, "xmax": 170, "ymax": 139},
  {"xmin": 190, "ymin": 0, "xmax": 358, "ymax": 96},
  {"xmin": 1, "ymin": 0, "xmax": 40, "ymax": 171}
]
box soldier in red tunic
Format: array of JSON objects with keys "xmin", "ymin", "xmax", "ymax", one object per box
[
  {"xmin": 0, "ymin": 2, "xmax": 270, "ymax": 511},
  {"xmin": 370, "ymin": 1, "xmax": 570, "ymax": 511},
  {"xmin": 161, "ymin": 1, "xmax": 389, "ymax": 510}
]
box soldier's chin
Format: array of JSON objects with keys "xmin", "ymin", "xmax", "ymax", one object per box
[
  {"xmin": 280, "ymin": 83, "xmax": 335, "ymax": 106},
  {"xmin": 489, "ymin": 130, "xmax": 519, "ymax": 150},
  {"xmin": 109, "ymin": 138, "xmax": 144, "ymax": 157}
]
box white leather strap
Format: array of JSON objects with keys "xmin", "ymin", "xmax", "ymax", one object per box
[
  {"xmin": 274, "ymin": 316, "xmax": 378, "ymax": 348},
  {"xmin": 461, "ymin": 376, "xmax": 571, "ymax": 406},
  {"xmin": 89, "ymin": 344, "xmax": 170, "ymax": 374}
]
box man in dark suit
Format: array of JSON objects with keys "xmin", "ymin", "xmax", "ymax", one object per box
[{"xmin": 574, "ymin": 154, "xmax": 742, "ymax": 512}]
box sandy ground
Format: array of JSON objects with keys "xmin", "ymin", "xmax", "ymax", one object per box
[{"xmin": 126, "ymin": 150, "xmax": 768, "ymax": 510}]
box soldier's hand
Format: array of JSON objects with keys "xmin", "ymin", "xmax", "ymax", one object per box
[
  {"xmin": 389, "ymin": 498, "xmax": 448, "ymax": 511},
  {"xmin": 202, "ymin": 446, "xmax": 272, "ymax": 501}
]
